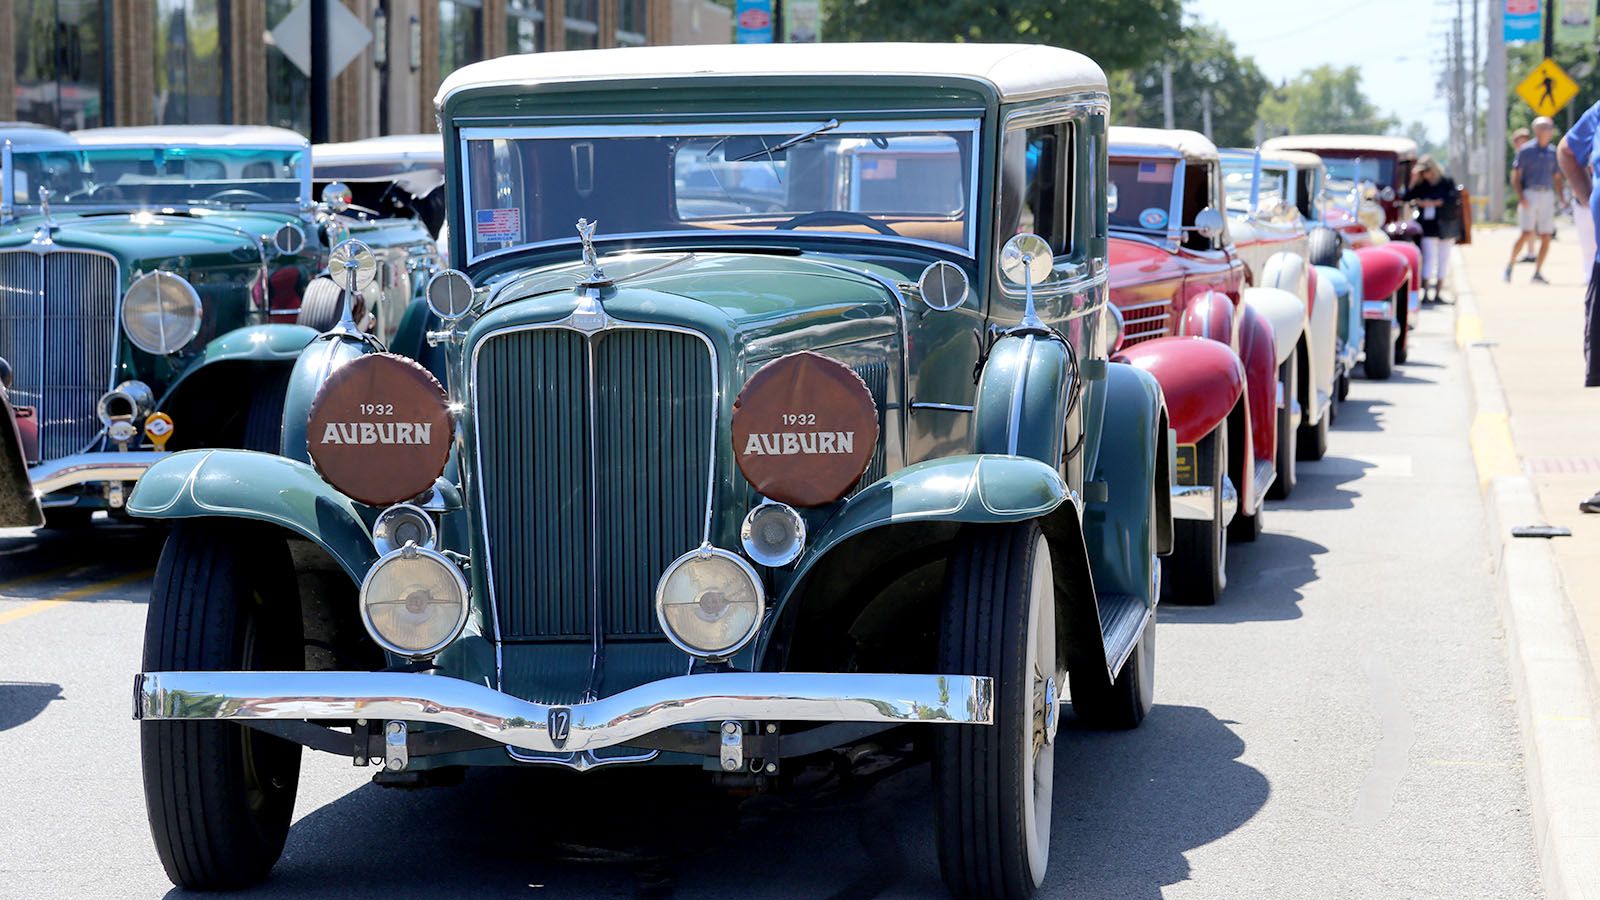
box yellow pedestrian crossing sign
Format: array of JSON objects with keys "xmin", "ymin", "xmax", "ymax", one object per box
[{"xmin": 1516, "ymin": 58, "xmax": 1579, "ymax": 117}]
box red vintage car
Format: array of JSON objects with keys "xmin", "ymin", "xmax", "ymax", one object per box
[{"xmin": 1105, "ymin": 127, "xmax": 1294, "ymax": 605}]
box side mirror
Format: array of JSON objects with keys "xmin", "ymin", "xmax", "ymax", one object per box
[
  {"xmin": 916, "ymin": 261, "xmax": 970, "ymax": 312},
  {"xmin": 1106, "ymin": 181, "xmax": 1119, "ymax": 215},
  {"xmin": 1193, "ymin": 208, "xmax": 1224, "ymax": 241},
  {"xmin": 425, "ymin": 269, "xmax": 476, "ymax": 321},
  {"xmin": 1378, "ymin": 186, "xmax": 1396, "ymax": 202},
  {"xmin": 271, "ymin": 222, "xmax": 306, "ymax": 257},
  {"xmin": 321, "ymin": 181, "xmax": 353, "ymax": 212},
  {"xmin": 998, "ymin": 233, "xmax": 1053, "ymax": 287}
]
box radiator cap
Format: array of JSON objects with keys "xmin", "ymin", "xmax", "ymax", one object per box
[
  {"xmin": 307, "ymin": 352, "xmax": 451, "ymax": 506},
  {"xmin": 732, "ymin": 352, "xmax": 879, "ymax": 507}
]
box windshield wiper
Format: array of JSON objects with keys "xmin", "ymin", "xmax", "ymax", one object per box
[{"xmin": 729, "ymin": 118, "xmax": 842, "ymax": 162}]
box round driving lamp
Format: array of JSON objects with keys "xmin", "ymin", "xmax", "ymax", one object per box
[
  {"xmin": 655, "ymin": 546, "xmax": 765, "ymax": 659},
  {"xmin": 358, "ymin": 544, "xmax": 469, "ymax": 658},
  {"xmin": 122, "ymin": 271, "xmax": 203, "ymax": 355},
  {"xmin": 740, "ymin": 501, "xmax": 806, "ymax": 567},
  {"xmin": 372, "ymin": 503, "xmax": 437, "ymax": 554},
  {"xmin": 1105, "ymin": 302, "xmax": 1127, "ymax": 353}
]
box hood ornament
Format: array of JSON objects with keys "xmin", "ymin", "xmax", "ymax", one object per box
[
  {"xmin": 575, "ymin": 217, "xmax": 611, "ymax": 288},
  {"xmin": 32, "ymin": 186, "xmax": 57, "ymax": 243}
]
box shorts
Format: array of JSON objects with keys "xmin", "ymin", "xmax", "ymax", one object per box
[{"xmin": 1519, "ymin": 188, "xmax": 1556, "ymax": 235}]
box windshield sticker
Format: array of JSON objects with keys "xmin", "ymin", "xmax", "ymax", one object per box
[
  {"xmin": 860, "ymin": 157, "xmax": 898, "ymax": 180},
  {"xmin": 1137, "ymin": 160, "xmax": 1173, "ymax": 183},
  {"xmin": 475, "ymin": 207, "xmax": 521, "ymax": 243},
  {"xmin": 1138, "ymin": 207, "xmax": 1168, "ymax": 230}
]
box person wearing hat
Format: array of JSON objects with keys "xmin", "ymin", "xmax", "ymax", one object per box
[
  {"xmin": 1557, "ymin": 100, "xmax": 1600, "ymax": 510},
  {"xmin": 1508, "ymin": 116, "xmax": 1564, "ymax": 284},
  {"xmin": 1403, "ymin": 155, "xmax": 1463, "ymax": 302}
]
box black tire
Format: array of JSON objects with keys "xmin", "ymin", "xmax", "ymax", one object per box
[
  {"xmin": 295, "ymin": 276, "xmax": 345, "ymax": 332},
  {"xmin": 241, "ymin": 369, "xmax": 291, "ymax": 454},
  {"xmin": 936, "ymin": 522, "xmax": 1060, "ymax": 900},
  {"xmin": 1363, "ymin": 318, "xmax": 1395, "ymax": 380},
  {"xmin": 1164, "ymin": 427, "xmax": 1225, "ymax": 606},
  {"xmin": 1394, "ymin": 293, "xmax": 1410, "ymax": 365},
  {"xmin": 1297, "ymin": 396, "xmax": 1329, "ymax": 461},
  {"xmin": 1307, "ymin": 226, "xmax": 1343, "ymax": 267},
  {"xmin": 1070, "ymin": 612, "xmax": 1155, "ymax": 730},
  {"xmin": 1267, "ymin": 352, "xmax": 1296, "ymax": 500},
  {"xmin": 1338, "ymin": 371, "xmax": 1351, "ymax": 402},
  {"xmin": 141, "ymin": 521, "xmax": 303, "ymax": 891},
  {"xmin": 41, "ymin": 507, "xmax": 92, "ymax": 529}
]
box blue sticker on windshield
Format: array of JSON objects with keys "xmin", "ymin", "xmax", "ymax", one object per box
[{"xmin": 1138, "ymin": 207, "xmax": 1168, "ymax": 229}]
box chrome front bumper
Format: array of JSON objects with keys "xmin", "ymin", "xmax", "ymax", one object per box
[
  {"xmin": 1171, "ymin": 475, "xmax": 1238, "ymax": 524},
  {"xmin": 134, "ymin": 670, "xmax": 995, "ymax": 754},
  {"xmin": 31, "ymin": 450, "xmax": 165, "ymax": 496}
]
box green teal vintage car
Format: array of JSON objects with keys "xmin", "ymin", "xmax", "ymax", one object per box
[
  {"xmin": 127, "ymin": 44, "xmax": 1173, "ymax": 898},
  {"xmin": 0, "ymin": 125, "xmax": 441, "ymax": 529}
]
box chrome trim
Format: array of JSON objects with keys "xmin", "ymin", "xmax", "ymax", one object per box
[
  {"xmin": 740, "ymin": 500, "xmax": 807, "ymax": 567},
  {"xmin": 121, "ymin": 271, "xmax": 203, "ymax": 355},
  {"xmin": 134, "ymin": 670, "xmax": 997, "ymax": 753},
  {"xmin": 1362, "ymin": 299, "xmax": 1393, "ymax": 320},
  {"xmin": 372, "ymin": 502, "xmax": 438, "ymax": 554},
  {"xmin": 506, "ymin": 746, "xmax": 660, "ymax": 771},
  {"xmin": 910, "ymin": 401, "xmax": 974, "ymax": 413},
  {"xmin": 357, "ymin": 544, "xmax": 472, "ymax": 659},
  {"xmin": 1170, "ymin": 475, "xmax": 1238, "ymax": 525},
  {"xmin": 29, "ymin": 451, "xmax": 165, "ymax": 496},
  {"xmin": 1005, "ymin": 334, "xmax": 1035, "ymax": 455},
  {"xmin": 1250, "ymin": 458, "xmax": 1276, "ymax": 513},
  {"xmin": 654, "ymin": 544, "xmax": 766, "ymax": 658}
]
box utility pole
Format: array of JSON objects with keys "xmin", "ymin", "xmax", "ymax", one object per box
[
  {"xmin": 1543, "ymin": 0, "xmax": 1555, "ymax": 59},
  {"xmin": 1471, "ymin": 0, "xmax": 1481, "ymax": 198},
  {"xmin": 1488, "ymin": 0, "xmax": 1506, "ymax": 218},
  {"xmin": 310, "ymin": 0, "xmax": 330, "ymax": 144},
  {"xmin": 1455, "ymin": 0, "xmax": 1471, "ymax": 194},
  {"xmin": 1201, "ymin": 88, "xmax": 1213, "ymax": 140},
  {"xmin": 1162, "ymin": 63, "xmax": 1175, "ymax": 129}
]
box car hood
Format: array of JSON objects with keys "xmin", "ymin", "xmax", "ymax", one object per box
[
  {"xmin": 0, "ymin": 209, "xmax": 304, "ymax": 271},
  {"xmin": 1108, "ymin": 234, "xmax": 1183, "ymax": 295}
]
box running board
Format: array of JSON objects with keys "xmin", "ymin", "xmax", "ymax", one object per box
[{"xmin": 1097, "ymin": 592, "xmax": 1151, "ymax": 681}]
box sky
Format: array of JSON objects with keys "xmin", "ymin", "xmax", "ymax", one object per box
[{"xmin": 1189, "ymin": 0, "xmax": 1454, "ymax": 143}]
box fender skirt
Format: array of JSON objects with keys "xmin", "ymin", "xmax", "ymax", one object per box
[
  {"xmin": 1114, "ymin": 336, "xmax": 1244, "ymax": 445},
  {"xmin": 126, "ymin": 449, "xmax": 377, "ymax": 582}
]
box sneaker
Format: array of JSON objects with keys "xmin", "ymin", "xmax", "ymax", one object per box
[
  {"xmin": 1504, "ymin": 265, "xmax": 1513, "ymax": 282},
  {"xmin": 1532, "ymin": 272, "xmax": 1549, "ymax": 284},
  {"xmin": 1581, "ymin": 491, "xmax": 1600, "ymax": 513},
  {"xmin": 1521, "ymin": 255, "xmax": 1538, "ymax": 263}
]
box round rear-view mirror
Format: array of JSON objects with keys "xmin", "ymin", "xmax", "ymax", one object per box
[
  {"xmin": 271, "ymin": 222, "xmax": 305, "ymax": 257},
  {"xmin": 328, "ymin": 240, "xmax": 378, "ymax": 293},
  {"xmin": 1194, "ymin": 208, "xmax": 1225, "ymax": 240},
  {"xmin": 1378, "ymin": 186, "xmax": 1396, "ymax": 202},
  {"xmin": 917, "ymin": 261, "xmax": 969, "ymax": 311},
  {"xmin": 321, "ymin": 181, "xmax": 353, "ymax": 212},
  {"xmin": 998, "ymin": 233, "xmax": 1053, "ymax": 287},
  {"xmin": 425, "ymin": 269, "xmax": 475, "ymax": 320}
]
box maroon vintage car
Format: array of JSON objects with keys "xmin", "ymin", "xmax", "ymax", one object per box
[{"xmin": 1105, "ymin": 127, "xmax": 1293, "ymax": 606}]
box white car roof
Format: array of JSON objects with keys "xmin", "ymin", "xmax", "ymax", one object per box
[
  {"xmin": 72, "ymin": 125, "xmax": 309, "ymax": 149},
  {"xmin": 1108, "ymin": 126, "xmax": 1218, "ymax": 161},
  {"xmin": 0, "ymin": 122, "xmax": 76, "ymax": 149},
  {"xmin": 1261, "ymin": 149, "xmax": 1323, "ymax": 168},
  {"xmin": 313, "ymin": 134, "xmax": 443, "ymax": 166},
  {"xmin": 438, "ymin": 43, "xmax": 1107, "ymax": 106},
  {"xmin": 1262, "ymin": 134, "xmax": 1418, "ymax": 158}
]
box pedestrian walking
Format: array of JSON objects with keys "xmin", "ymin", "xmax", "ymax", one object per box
[
  {"xmin": 1403, "ymin": 156, "xmax": 1462, "ymax": 303},
  {"xmin": 1555, "ymin": 100, "xmax": 1600, "ymax": 510},
  {"xmin": 1507, "ymin": 117, "xmax": 1564, "ymax": 284},
  {"xmin": 1511, "ymin": 128, "xmax": 1538, "ymax": 263}
]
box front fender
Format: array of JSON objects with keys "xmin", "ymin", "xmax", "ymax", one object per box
[
  {"xmin": 1084, "ymin": 363, "xmax": 1166, "ymax": 605},
  {"xmin": 1176, "ymin": 290, "xmax": 1238, "ymax": 345},
  {"xmin": 1114, "ymin": 336, "xmax": 1243, "ymax": 444},
  {"xmin": 1240, "ymin": 286, "xmax": 1304, "ymax": 366},
  {"xmin": 1237, "ymin": 304, "xmax": 1275, "ymax": 482},
  {"xmin": 972, "ymin": 333, "xmax": 1071, "ymax": 464},
  {"xmin": 1356, "ymin": 246, "xmax": 1408, "ymax": 316},
  {"xmin": 1261, "ymin": 251, "xmax": 1309, "ymax": 306},
  {"xmin": 1383, "ymin": 239, "xmax": 1423, "ymax": 315},
  {"xmin": 281, "ymin": 334, "xmax": 380, "ymax": 462},
  {"xmin": 158, "ymin": 325, "xmax": 320, "ymax": 407},
  {"xmin": 126, "ymin": 449, "xmax": 377, "ymax": 582}
]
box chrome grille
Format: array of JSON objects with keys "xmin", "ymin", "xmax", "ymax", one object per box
[
  {"xmin": 1119, "ymin": 299, "xmax": 1171, "ymax": 347},
  {"xmin": 475, "ymin": 326, "xmax": 714, "ymax": 641},
  {"xmin": 0, "ymin": 250, "xmax": 120, "ymax": 462}
]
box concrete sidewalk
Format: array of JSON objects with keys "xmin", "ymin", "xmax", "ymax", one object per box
[{"xmin": 1456, "ymin": 223, "xmax": 1600, "ymax": 679}]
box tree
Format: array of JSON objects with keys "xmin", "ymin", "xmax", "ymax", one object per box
[
  {"xmin": 822, "ymin": 0, "xmax": 1183, "ymax": 73},
  {"xmin": 1123, "ymin": 22, "xmax": 1269, "ymax": 148},
  {"xmin": 1256, "ymin": 65, "xmax": 1397, "ymax": 137}
]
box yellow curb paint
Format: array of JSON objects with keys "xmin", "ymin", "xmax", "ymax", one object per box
[
  {"xmin": 0, "ymin": 569, "xmax": 152, "ymax": 626},
  {"xmin": 1469, "ymin": 412, "xmax": 1520, "ymax": 486},
  {"xmin": 1456, "ymin": 312, "xmax": 1484, "ymax": 348}
]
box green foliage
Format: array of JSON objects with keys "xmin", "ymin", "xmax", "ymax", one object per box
[
  {"xmin": 1121, "ymin": 23, "xmax": 1269, "ymax": 148},
  {"xmin": 1257, "ymin": 65, "xmax": 1397, "ymax": 137},
  {"xmin": 822, "ymin": 0, "xmax": 1183, "ymax": 72}
]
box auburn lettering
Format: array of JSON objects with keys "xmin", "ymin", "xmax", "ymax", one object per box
[
  {"xmin": 741, "ymin": 431, "xmax": 855, "ymax": 456},
  {"xmin": 319, "ymin": 422, "xmax": 434, "ymax": 445}
]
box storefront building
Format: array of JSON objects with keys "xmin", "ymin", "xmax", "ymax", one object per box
[{"xmin": 0, "ymin": 0, "xmax": 731, "ymax": 139}]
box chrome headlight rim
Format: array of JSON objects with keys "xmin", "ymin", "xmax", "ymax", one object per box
[
  {"xmin": 1105, "ymin": 302, "xmax": 1127, "ymax": 353},
  {"xmin": 372, "ymin": 502, "xmax": 438, "ymax": 555},
  {"xmin": 740, "ymin": 500, "xmax": 807, "ymax": 568},
  {"xmin": 654, "ymin": 545, "xmax": 766, "ymax": 660},
  {"xmin": 121, "ymin": 270, "xmax": 203, "ymax": 355},
  {"xmin": 357, "ymin": 544, "xmax": 470, "ymax": 659}
]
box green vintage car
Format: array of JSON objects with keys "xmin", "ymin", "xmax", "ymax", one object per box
[
  {"xmin": 0, "ymin": 125, "xmax": 440, "ymax": 529},
  {"xmin": 127, "ymin": 44, "xmax": 1172, "ymax": 898}
]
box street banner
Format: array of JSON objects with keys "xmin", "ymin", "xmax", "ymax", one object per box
[
  {"xmin": 1556, "ymin": 0, "xmax": 1596, "ymax": 46},
  {"xmin": 735, "ymin": 0, "xmax": 774, "ymax": 43},
  {"xmin": 1505, "ymin": 0, "xmax": 1542, "ymax": 44},
  {"xmin": 784, "ymin": 0, "xmax": 822, "ymax": 43}
]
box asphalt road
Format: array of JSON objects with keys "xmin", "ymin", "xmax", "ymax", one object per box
[{"xmin": 0, "ymin": 303, "xmax": 1541, "ymax": 899}]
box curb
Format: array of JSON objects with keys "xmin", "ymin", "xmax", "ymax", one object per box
[{"xmin": 1454, "ymin": 259, "xmax": 1600, "ymax": 900}]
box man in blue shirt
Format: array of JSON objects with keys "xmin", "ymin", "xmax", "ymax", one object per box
[
  {"xmin": 1556, "ymin": 100, "xmax": 1600, "ymax": 510},
  {"xmin": 1508, "ymin": 117, "xmax": 1563, "ymax": 283}
]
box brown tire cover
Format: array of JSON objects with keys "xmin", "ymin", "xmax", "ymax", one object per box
[
  {"xmin": 306, "ymin": 352, "xmax": 452, "ymax": 507},
  {"xmin": 731, "ymin": 352, "xmax": 879, "ymax": 507}
]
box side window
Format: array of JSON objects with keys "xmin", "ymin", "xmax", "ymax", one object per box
[
  {"xmin": 1295, "ymin": 170, "xmax": 1315, "ymax": 218},
  {"xmin": 1181, "ymin": 161, "xmax": 1213, "ymax": 251},
  {"xmin": 1000, "ymin": 121, "xmax": 1072, "ymax": 257}
]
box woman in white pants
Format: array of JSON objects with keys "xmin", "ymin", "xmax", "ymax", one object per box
[{"xmin": 1403, "ymin": 155, "xmax": 1463, "ymax": 302}]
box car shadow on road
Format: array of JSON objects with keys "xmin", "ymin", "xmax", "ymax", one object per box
[
  {"xmin": 0, "ymin": 519, "xmax": 164, "ymax": 588},
  {"xmin": 1047, "ymin": 705, "xmax": 1268, "ymax": 899},
  {"xmin": 1269, "ymin": 455, "xmax": 1373, "ymax": 512},
  {"xmin": 1330, "ymin": 397, "xmax": 1392, "ymax": 432},
  {"xmin": 1163, "ymin": 531, "xmax": 1326, "ymax": 624},
  {"xmin": 0, "ymin": 681, "xmax": 63, "ymax": 732}
]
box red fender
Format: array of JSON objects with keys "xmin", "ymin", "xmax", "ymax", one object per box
[
  {"xmin": 1305, "ymin": 266, "xmax": 1318, "ymax": 316},
  {"xmin": 1386, "ymin": 240, "xmax": 1422, "ymax": 290},
  {"xmin": 1237, "ymin": 303, "xmax": 1278, "ymax": 482},
  {"xmin": 1355, "ymin": 246, "xmax": 1408, "ymax": 302},
  {"xmin": 1176, "ymin": 290, "xmax": 1238, "ymax": 348},
  {"xmin": 1114, "ymin": 336, "xmax": 1245, "ymax": 445}
]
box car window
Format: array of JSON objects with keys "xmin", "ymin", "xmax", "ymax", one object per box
[
  {"xmin": 999, "ymin": 122, "xmax": 1072, "ymax": 257},
  {"xmin": 1181, "ymin": 161, "xmax": 1215, "ymax": 252},
  {"xmin": 1107, "ymin": 157, "xmax": 1175, "ymax": 234}
]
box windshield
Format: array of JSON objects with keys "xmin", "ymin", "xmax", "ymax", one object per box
[
  {"xmin": 1221, "ymin": 161, "xmax": 1290, "ymax": 213},
  {"xmin": 459, "ymin": 118, "xmax": 978, "ymax": 262},
  {"xmin": 1107, "ymin": 158, "xmax": 1176, "ymax": 233},
  {"xmin": 1320, "ymin": 156, "xmax": 1394, "ymax": 187},
  {"xmin": 8, "ymin": 146, "xmax": 308, "ymax": 209}
]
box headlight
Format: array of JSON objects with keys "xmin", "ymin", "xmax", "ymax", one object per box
[
  {"xmin": 372, "ymin": 503, "xmax": 436, "ymax": 555},
  {"xmin": 1106, "ymin": 302, "xmax": 1127, "ymax": 353},
  {"xmin": 741, "ymin": 501, "xmax": 805, "ymax": 567},
  {"xmin": 655, "ymin": 546, "xmax": 765, "ymax": 659},
  {"xmin": 359, "ymin": 544, "xmax": 469, "ymax": 658},
  {"xmin": 122, "ymin": 271, "xmax": 203, "ymax": 355}
]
